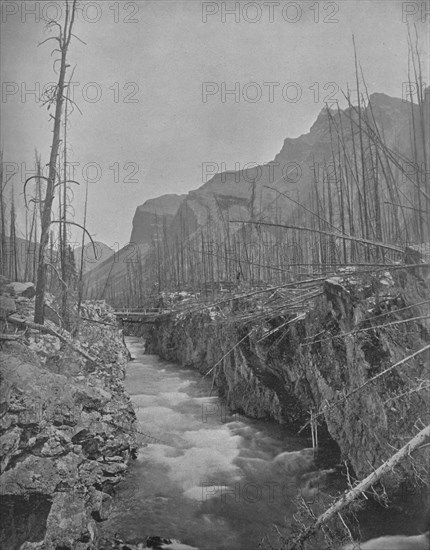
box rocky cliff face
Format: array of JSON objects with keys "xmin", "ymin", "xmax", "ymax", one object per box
[
  {"xmin": 129, "ymin": 194, "xmax": 186, "ymax": 244},
  {"xmin": 83, "ymin": 195, "xmax": 185, "ymax": 303},
  {"xmin": 85, "ymin": 92, "xmax": 426, "ymax": 301},
  {"xmin": 0, "ymin": 291, "xmax": 137, "ymax": 550},
  {"xmin": 143, "ymin": 268, "xmax": 429, "ymax": 497},
  {"xmin": 163, "ymin": 93, "xmax": 421, "ymax": 248}
]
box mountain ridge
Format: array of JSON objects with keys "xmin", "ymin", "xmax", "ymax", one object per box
[{"xmin": 84, "ymin": 91, "xmax": 426, "ymax": 304}]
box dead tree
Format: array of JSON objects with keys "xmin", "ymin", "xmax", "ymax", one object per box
[
  {"xmin": 31, "ymin": 0, "xmax": 79, "ymax": 324},
  {"xmin": 9, "ymin": 188, "xmax": 18, "ymax": 280},
  {"xmin": 0, "ymin": 149, "xmax": 15, "ymax": 278}
]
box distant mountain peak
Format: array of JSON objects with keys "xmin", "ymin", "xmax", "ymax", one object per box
[
  {"xmin": 136, "ymin": 194, "xmax": 187, "ymax": 216},
  {"xmin": 130, "ymin": 194, "xmax": 186, "ymax": 244}
]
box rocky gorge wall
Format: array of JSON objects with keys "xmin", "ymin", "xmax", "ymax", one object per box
[
  {"xmin": 0, "ymin": 287, "xmax": 137, "ymax": 550},
  {"xmin": 143, "ymin": 269, "xmax": 430, "ymax": 501}
]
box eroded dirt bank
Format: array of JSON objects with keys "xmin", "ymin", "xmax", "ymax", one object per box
[
  {"xmin": 143, "ymin": 269, "xmax": 429, "ymax": 501},
  {"xmin": 0, "ymin": 287, "xmax": 137, "ymax": 550}
]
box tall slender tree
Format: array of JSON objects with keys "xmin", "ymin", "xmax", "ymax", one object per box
[{"xmin": 31, "ymin": 0, "xmax": 78, "ymax": 324}]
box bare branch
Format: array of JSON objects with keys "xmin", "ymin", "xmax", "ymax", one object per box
[
  {"xmin": 299, "ymin": 343, "xmax": 430, "ymax": 434},
  {"xmin": 38, "ymin": 36, "xmax": 61, "ymax": 47},
  {"xmin": 53, "ymin": 58, "xmax": 62, "ymax": 74},
  {"xmin": 62, "ymin": 95, "xmax": 83, "ymax": 115},
  {"xmin": 43, "ymin": 19, "xmax": 63, "ymax": 33},
  {"xmin": 46, "ymin": 262, "xmax": 68, "ymax": 289},
  {"xmin": 53, "ymin": 179, "xmax": 81, "ymax": 190},
  {"xmin": 71, "ymin": 33, "xmax": 87, "ymax": 46},
  {"xmin": 49, "ymin": 220, "xmax": 97, "ymax": 256},
  {"xmin": 24, "ymin": 175, "xmax": 50, "ymax": 208},
  {"xmin": 2, "ymin": 170, "xmax": 16, "ymax": 192}
]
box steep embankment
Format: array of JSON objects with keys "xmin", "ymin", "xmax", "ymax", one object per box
[
  {"xmin": 144, "ymin": 268, "xmax": 429, "ymax": 496},
  {"xmin": 0, "ymin": 285, "xmax": 137, "ymax": 550}
]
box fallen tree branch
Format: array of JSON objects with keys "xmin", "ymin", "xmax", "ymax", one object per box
[
  {"xmin": 230, "ymin": 220, "xmax": 405, "ymax": 254},
  {"xmin": 0, "ymin": 334, "xmax": 21, "ymax": 341},
  {"xmin": 299, "ymin": 343, "xmax": 430, "ymax": 433},
  {"xmin": 7, "ymin": 315, "xmax": 100, "ymax": 366},
  {"xmin": 80, "ymin": 316, "xmax": 118, "ymax": 327},
  {"xmin": 203, "ymin": 327, "xmax": 257, "ymax": 379},
  {"xmin": 302, "ymin": 314, "xmax": 430, "ymax": 346},
  {"xmin": 332, "ymin": 343, "xmax": 430, "ymax": 406},
  {"xmin": 287, "ymin": 424, "xmax": 430, "ymax": 549}
]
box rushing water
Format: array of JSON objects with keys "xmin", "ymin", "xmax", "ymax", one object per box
[
  {"xmin": 100, "ymin": 337, "xmax": 428, "ymax": 550},
  {"xmin": 100, "ymin": 337, "xmax": 341, "ymax": 549}
]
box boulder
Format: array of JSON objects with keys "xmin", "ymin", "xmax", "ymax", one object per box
[
  {"xmin": 88, "ymin": 488, "xmax": 113, "ymax": 522},
  {"xmin": 73, "ymin": 385, "xmax": 112, "ymax": 409},
  {"xmin": 101, "ymin": 461, "xmax": 127, "ymax": 476},
  {"xmin": 0, "ymin": 295, "xmax": 16, "ymax": 319},
  {"xmin": 44, "ymin": 492, "xmax": 96, "ymax": 549},
  {"xmin": 6, "ymin": 282, "xmax": 36, "ymax": 299}
]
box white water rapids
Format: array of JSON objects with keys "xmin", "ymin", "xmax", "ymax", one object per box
[{"xmin": 99, "ymin": 337, "xmax": 426, "ymax": 549}]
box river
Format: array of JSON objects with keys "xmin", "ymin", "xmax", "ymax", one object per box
[{"xmin": 99, "ymin": 337, "xmax": 427, "ymax": 549}]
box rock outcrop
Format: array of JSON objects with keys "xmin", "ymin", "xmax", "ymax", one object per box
[
  {"xmin": 0, "ymin": 287, "xmax": 137, "ymax": 550},
  {"xmin": 130, "ymin": 194, "xmax": 186, "ymax": 244},
  {"xmin": 5, "ymin": 282, "xmax": 36, "ymax": 299}
]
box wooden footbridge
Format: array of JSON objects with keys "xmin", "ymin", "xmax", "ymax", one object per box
[{"xmin": 113, "ymin": 308, "xmax": 172, "ymax": 324}]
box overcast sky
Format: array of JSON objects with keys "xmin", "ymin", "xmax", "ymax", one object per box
[{"xmin": 1, "ymin": 0, "xmax": 428, "ymax": 247}]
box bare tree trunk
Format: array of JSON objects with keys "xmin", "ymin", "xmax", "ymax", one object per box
[
  {"xmin": 77, "ymin": 180, "xmax": 88, "ymax": 312},
  {"xmin": 9, "ymin": 190, "xmax": 18, "ymax": 280},
  {"xmin": 353, "ymin": 36, "xmax": 371, "ymax": 252},
  {"xmin": 0, "ymin": 149, "xmax": 15, "ymax": 278},
  {"xmin": 60, "ymin": 87, "xmax": 71, "ymax": 329},
  {"xmin": 34, "ymin": 0, "xmax": 77, "ymax": 324}
]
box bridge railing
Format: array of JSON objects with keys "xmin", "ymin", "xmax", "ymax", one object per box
[{"xmin": 114, "ymin": 308, "xmax": 166, "ymax": 316}]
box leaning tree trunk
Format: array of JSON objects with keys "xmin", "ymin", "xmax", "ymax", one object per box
[{"xmin": 287, "ymin": 424, "xmax": 430, "ymax": 549}]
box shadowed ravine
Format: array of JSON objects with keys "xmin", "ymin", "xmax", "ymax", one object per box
[{"xmin": 99, "ymin": 337, "xmax": 426, "ymax": 550}]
